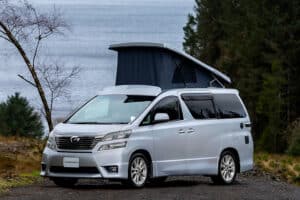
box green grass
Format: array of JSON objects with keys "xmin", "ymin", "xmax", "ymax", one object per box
[
  {"xmin": 0, "ymin": 171, "xmax": 41, "ymax": 194},
  {"xmin": 0, "ymin": 136, "xmax": 44, "ymax": 194},
  {"xmin": 255, "ymin": 152, "xmax": 300, "ymax": 185}
]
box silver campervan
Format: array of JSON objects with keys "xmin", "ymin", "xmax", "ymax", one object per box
[{"xmin": 41, "ymin": 85, "xmax": 253, "ymax": 188}]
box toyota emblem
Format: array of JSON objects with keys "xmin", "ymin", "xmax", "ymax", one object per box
[{"xmin": 70, "ymin": 136, "xmax": 80, "ymax": 143}]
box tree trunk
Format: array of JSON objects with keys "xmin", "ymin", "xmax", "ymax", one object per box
[{"xmin": 0, "ymin": 21, "xmax": 53, "ymax": 131}]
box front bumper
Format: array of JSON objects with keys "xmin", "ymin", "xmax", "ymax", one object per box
[{"xmin": 40, "ymin": 147, "xmax": 129, "ymax": 179}]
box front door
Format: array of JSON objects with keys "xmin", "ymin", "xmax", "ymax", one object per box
[{"xmin": 140, "ymin": 96, "xmax": 188, "ymax": 176}]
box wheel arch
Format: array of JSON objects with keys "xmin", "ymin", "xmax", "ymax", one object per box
[
  {"xmin": 129, "ymin": 149, "xmax": 153, "ymax": 177},
  {"xmin": 220, "ymin": 147, "xmax": 240, "ymax": 173}
]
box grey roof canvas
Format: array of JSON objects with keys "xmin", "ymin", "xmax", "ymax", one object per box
[{"xmin": 109, "ymin": 42, "xmax": 231, "ymax": 90}]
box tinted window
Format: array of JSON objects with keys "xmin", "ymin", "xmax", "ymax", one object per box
[
  {"xmin": 141, "ymin": 96, "xmax": 182, "ymax": 125},
  {"xmin": 182, "ymin": 94, "xmax": 216, "ymax": 119},
  {"xmin": 214, "ymin": 94, "xmax": 246, "ymax": 118}
]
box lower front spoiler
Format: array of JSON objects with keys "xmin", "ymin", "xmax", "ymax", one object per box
[
  {"xmin": 40, "ymin": 169, "xmax": 102, "ymax": 179},
  {"xmin": 40, "ymin": 148, "xmax": 129, "ymax": 179},
  {"xmin": 41, "ymin": 174, "xmax": 102, "ymax": 179}
]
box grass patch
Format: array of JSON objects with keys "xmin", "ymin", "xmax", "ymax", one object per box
[
  {"xmin": 255, "ymin": 152, "xmax": 300, "ymax": 185},
  {"xmin": 0, "ymin": 171, "xmax": 42, "ymax": 193},
  {"xmin": 0, "ymin": 136, "xmax": 45, "ymax": 194}
]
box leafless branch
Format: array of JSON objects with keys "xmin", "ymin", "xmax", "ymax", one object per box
[
  {"xmin": 32, "ymin": 37, "xmax": 40, "ymax": 67},
  {"xmin": 0, "ymin": 34, "xmax": 10, "ymax": 42},
  {"xmin": 0, "ymin": 0, "xmax": 69, "ymax": 61},
  {"xmin": 36, "ymin": 61, "xmax": 81, "ymax": 113},
  {"xmin": 17, "ymin": 74, "xmax": 37, "ymax": 87}
]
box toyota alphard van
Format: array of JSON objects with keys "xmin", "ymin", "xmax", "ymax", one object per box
[{"xmin": 41, "ymin": 85, "xmax": 253, "ymax": 188}]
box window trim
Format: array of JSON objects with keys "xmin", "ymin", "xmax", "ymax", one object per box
[{"xmin": 139, "ymin": 95, "xmax": 183, "ymax": 126}]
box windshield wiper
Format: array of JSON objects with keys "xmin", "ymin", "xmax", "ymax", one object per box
[
  {"xmin": 69, "ymin": 122, "xmax": 107, "ymax": 124},
  {"xmin": 69, "ymin": 122, "xmax": 128, "ymax": 125}
]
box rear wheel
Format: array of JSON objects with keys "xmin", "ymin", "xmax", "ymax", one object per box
[
  {"xmin": 211, "ymin": 151, "xmax": 237, "ymax": 185},
  {"xmin": 125, "ymin": 153, "xmax": 150, "ymax": 188},
  {"xmin": 52, "ymin": 178, "xmax": 78, "ymax": 187}
]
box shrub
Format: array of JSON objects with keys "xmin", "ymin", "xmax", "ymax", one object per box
[
  {"xmin": 0, "ymin": 93, "xmax": 43, "ymax": 138},
  {"xmin": 287, "ymin": 118, "xmax": 300, "ymax": 156}
]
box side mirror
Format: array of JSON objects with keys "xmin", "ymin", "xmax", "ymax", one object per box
[
  {"xmin": 130, "ymin": 116, "xmax": 136, "ymax": 122},
  {"xmin": 153, "ymin": 113, "xmax": 170, "ymax": 123}
]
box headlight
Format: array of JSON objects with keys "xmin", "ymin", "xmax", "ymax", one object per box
[
  {"xmin": 102, "ymin": 130, "xmax": 131, "ymax": 141},
  {"xmin": 46, "ymin": 132, "xmax": 56, "ymax": 150},
  {"xmin": 98, "ymin": 141, "xmax": 127, "ymax": 151}
]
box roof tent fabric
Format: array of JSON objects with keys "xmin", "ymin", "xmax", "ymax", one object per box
[{"xmin": 109, "ymin": 43, "xmax": 231, "ymax": 90}]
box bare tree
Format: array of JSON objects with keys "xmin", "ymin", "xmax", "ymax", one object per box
[
  {"xmin": 37, "ymin": 61, "xmax": 80, "ymax": 114},
  {"xmin": 0, "ymin": 0, "xmax": 75, "ymax": 131}
]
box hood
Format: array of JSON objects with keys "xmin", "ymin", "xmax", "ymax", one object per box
[{"xmin": 52, "ymin": 123, "xmax": 130, "ymax": 137}]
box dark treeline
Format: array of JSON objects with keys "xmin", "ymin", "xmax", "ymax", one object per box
[{"xmin": 183, "ymin": 0, "xmax": 300, "ymax": 153}]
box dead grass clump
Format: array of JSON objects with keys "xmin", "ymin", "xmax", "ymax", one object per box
[
  {"xmin": 255, "ymin": 152, "xmax": 300, "ymax": 185},
  {"xmin": 0, "ymin": 136, "xmax": 45, "ymax": 182}
]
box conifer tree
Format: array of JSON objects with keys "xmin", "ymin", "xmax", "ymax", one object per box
[{"xmin": 0, "ymin": 93, "xmax": 43, "ymax": 138}]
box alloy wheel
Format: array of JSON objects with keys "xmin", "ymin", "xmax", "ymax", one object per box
[
  {"xmin": 130, "ymin": 156, "xmax": 148, "ymax": 186},
  {"xmin": 220, "ymin": 154, "xmax": 236, "ymax": 182}
]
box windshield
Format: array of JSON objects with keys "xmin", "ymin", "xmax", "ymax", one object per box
[{"xmin": 67, "ymin": 95, "xmax": 155, "ymax": 124}]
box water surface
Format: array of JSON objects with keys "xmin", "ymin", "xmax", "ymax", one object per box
[{"xmin": 0, "ymin": 0, "xmax": 194, "ymax": 122}]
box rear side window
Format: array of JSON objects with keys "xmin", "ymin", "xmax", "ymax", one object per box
[
  {"xmin": 181, "ymin": 94, "xmax": 216, "ymax": 119},
  {"xmin": 214, "ymin": 94, "xmax": 246, "ymax": 118}
]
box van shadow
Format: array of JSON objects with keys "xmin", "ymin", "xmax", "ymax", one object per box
[
  {"xmin": 73, "ymin": 180, "xmax": 204, "ymax": 190},
  {"xmin": 47, "ymin": 177, "xmax": 244, "ymax": 190}
]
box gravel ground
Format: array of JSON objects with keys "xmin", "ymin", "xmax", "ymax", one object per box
[{"xmin": 0, "ymin": 172, "xmax": 299, "ymax": 200}]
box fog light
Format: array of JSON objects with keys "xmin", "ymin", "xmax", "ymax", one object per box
[
  {"xmin": 41, "ymin": 164, "xmax": 46, "ymax": 171},
  {"xmin": 104, "ymin": 166, "xmax": 118, "ymax": 173}
]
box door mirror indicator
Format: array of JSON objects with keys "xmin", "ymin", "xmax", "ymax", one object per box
[{"xmin": 153, "ymin": 113, "xmax": 170, "ymax": 123}]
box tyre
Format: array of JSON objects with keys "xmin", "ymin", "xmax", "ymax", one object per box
[
  {"xmin": 211, "ymin": 151, "xmax": 237, "ymax": 185},
  {"xmin": 126, "ymin": 153, "xmax": 150, "ymax": 188},
  {"xmin": 52, "ymin": 178, "xmax": 78, "ymax": 187}
]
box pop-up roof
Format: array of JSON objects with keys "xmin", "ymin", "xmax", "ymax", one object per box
[{"xmin": 109, "ymin": 42, "xmax": 231, "ymax": 89}]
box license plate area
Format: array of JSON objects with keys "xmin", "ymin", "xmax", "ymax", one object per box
[{"xmin": 63, "ymin": 157, "xmax": 79, "ymax": 168}]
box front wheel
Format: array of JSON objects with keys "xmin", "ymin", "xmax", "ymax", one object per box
[
  {"xmin": 126, "ymin": 153, "xmax": 150, "ymax": 188},
  {"xmin": 211, "ymin": 151, "xmax": 237, "ymax": 185}
]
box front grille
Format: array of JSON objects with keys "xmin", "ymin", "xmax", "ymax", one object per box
[
  {"xmin": 55, "ymin": 136, "xmax": 102, "ymax": 150},
  {"xmin": 50, "ymin": 166, "xmax": 99, "ymax": 174}
]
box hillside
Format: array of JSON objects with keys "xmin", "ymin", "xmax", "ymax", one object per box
[{"xmin": 0, "ymin": 136, "xmax": 44, "ymax": 192}]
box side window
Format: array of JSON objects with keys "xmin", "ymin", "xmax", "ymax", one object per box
[
  {"xmin": 214, "ymin": 94, "xmax": 246, "ymax": 118},
  {"xmin": 181, "ymin": 94, "xmax": 216, "ymax": 119},
  {"xmin": 141, "ymin": 96, "xmax": 182, "ymax": 125}
]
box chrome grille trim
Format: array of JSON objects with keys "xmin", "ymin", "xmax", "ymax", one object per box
[{"xmin": 55, "ymin": 136, "xmax": 103, "ymax": 150}]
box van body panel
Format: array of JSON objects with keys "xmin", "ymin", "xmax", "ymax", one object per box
[{"xmin": 149, "ymin": 121, "xmax": 189, "ymax": 176}]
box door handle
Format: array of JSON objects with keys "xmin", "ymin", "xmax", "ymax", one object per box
[
  {"xmin": 240, "ymin": 122, "xmax": 251, "ymax": 129},
  {"xmin": 245, "ymin": 122, "xmax": 251, "ymax": 128},
  {"xmin": 187, "ymin": 128, "xmax": 195, "ymax": 134},
  {"xmin": 178, "ymin": 129, "xmax": 185, "ymax": 134}
]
